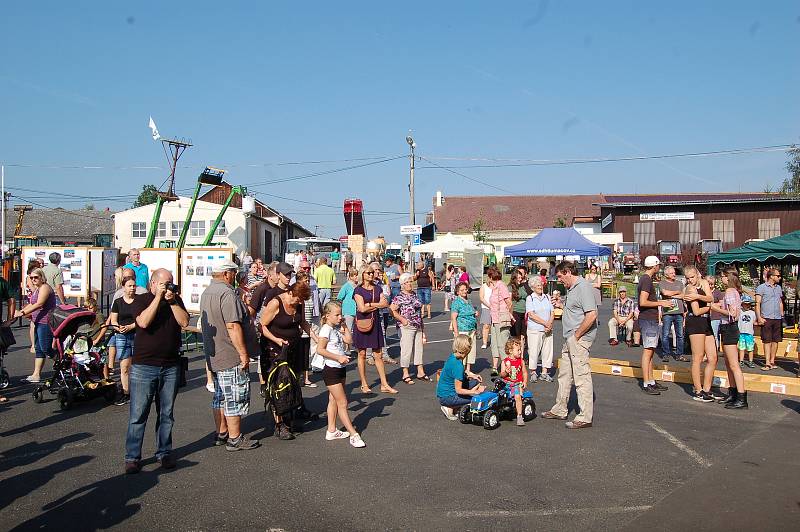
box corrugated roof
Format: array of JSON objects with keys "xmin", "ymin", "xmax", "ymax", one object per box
[
  {"xmin": 598, "ymin": 192, "xmax": 796, "ymax": 207},
  {"xmin": 5, "ymin": 207, "xmax": 115, "ymax": 239},
  {"xmin": 433, "ymin": 195, "xmax": 604, "ymax": 233}
]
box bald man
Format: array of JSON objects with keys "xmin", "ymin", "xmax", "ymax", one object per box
[{"xmin": 124, "ymin": 268, "xmax": 189, "ymax": 474}]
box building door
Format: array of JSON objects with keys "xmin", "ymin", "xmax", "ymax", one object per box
[{"xmin": 264, "ymin": 230, "xmax": 272, "ymax": 262}]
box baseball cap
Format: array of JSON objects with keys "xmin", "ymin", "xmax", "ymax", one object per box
[
  {"xmin": 618, "ymin": 286, "xmax": 627, "ymax": 292},
  {"xmin": 741, "ymin": 295, "xmax": 754, "ymax": 304},
  {"xmin": 643, "ymin": 256, "xmax": 660, "ymax": 268},
  {"xmin": 211, "ymin": 260, "xmax": 239, "ymax": 273},
  {"xmin": 277, "ymin": 262, "xmax": 294, "ymax": 276}
]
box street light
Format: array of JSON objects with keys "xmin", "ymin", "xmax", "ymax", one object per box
[{"xmin": 406, "ymin": 135, "xmax": 416, "ymax": 260}]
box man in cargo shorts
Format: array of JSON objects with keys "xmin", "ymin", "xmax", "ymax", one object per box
[
  {"xmin": 637, "ymin": 256, "xmax": 675, "ymax": 395},
  {"xmin": 541, "ymin": 261, "xmax": 597, "ymax": 429},
  {"xmin": 201, "ymin": 261, "xmax": 260, "ymax": 451},
  {"xmin": 755, "ymin": 268, "xmax": 784, "ymax": 371}
]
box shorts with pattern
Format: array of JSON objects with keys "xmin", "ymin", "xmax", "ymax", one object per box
[
  {"xmin": 505, "ymin": 381, "xmax": 522, "ymax": 397},
  {"xmin": 211, "ymin": 366, "xmax": 250, "ymax": 417},
  {"xmin": 737, "ymin": 333, "xmax": 755, "ymax": 352}
]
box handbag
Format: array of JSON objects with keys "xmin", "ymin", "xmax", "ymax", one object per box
[
  {"xmin": 0, "ymin": 326, "xmax": 16, "ymax": 349},
  {"xmin": 355, "ymin": 287, "xmax": 377, "ymax": 333},
  {"xmin": 498, "ymin": 307, "xmax": 513, "ymax": 328}
]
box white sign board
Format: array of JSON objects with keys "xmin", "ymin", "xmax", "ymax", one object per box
[
  {"xmin": 180, "ymin": 247, "xmax": 234, "ymax": 313},
  {"xmin": 138, "ymin": 248, "xmax": 179, "ymax": 282},
  {"xmin": 22, "ymin": 246, "xmax": 91, "ymax": 298},
  {"xmin": 601, "ymin": 213, "xmax": 613, "ymax": 229},
  {"xmin": 400, "ymin": 224, "xmax": 423, "ymax": 235},
  {"xmin": 639, "ymin": 212, "xmax": 694, "ymax": 221}
]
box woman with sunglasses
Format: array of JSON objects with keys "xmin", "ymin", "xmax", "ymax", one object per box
[
  {"xmin": 353, "ymin": 265, "xmax": 397, "ymax": 394},
  {"xmin": 14, "ymin": 268, "xmax": 57, "ymax": 383}
]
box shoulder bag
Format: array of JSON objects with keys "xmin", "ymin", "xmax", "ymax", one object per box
[{"xmin": 356, "ymin": 288, "xmax": 377, "ymax": 333}]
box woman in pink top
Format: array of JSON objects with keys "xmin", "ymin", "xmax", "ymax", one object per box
[
  {"xmin": 487, "ymin": 266, "xmax": 512, "ymax": 376},
  {"xmin": 708, "ymin": 268, "xmax": 747, "ymax": 409}
]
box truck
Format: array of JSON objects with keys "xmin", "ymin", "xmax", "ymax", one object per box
[
  {"xmin": 657, "ymin": 240, "xmax": 682, "ymax": 271},
  {"xmin": 694, "ymin": 239, "xmax": 723, "ymax": 274},
  {"xmin": 616, "ymin": 242, "xmax": 640, "ymax": 273}
]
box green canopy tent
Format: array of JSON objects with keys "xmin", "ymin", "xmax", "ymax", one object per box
[{"xmin": 707, "ymin": 230, "xmax": 800, "ymax": 273}]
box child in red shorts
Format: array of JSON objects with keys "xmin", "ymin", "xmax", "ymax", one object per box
[{"xmin": 500, "ymin": 338, "xmax": 529, "ymax": 426}]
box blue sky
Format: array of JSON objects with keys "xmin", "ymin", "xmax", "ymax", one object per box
[{"xmin": 1, "ymin": 1, "xmax": 798, "ymax": 243}]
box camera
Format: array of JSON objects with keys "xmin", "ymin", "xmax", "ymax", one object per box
[{"xmin": 165, "ymin": 282, "xmax": 179, "ymax": 294}]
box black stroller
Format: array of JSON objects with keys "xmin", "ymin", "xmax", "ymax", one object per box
[{"xmin": 32, "ymin": 305, "xmax": 118, "ymax": 410}]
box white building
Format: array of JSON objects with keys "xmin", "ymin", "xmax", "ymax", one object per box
[{"xmin": 114, "ymin": 187, "xmax": 312, "ymax": 261}]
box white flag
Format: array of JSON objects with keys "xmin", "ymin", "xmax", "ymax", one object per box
[{"xmin": 148, "ymin": 116, "xmax": 161, "ymax": 141}]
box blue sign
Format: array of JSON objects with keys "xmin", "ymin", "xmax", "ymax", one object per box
[{"xmin": 412, "ymin": 234, "xmax": 421, "ymax": 245}]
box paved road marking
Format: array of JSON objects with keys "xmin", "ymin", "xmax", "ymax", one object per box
[
  {"xmin": 645, "ymin": 421, "xmax": 711, "ymax": 468},
  {"xmin": 448, "ymin": 505, "xmax": 652, "ymax": 518}
]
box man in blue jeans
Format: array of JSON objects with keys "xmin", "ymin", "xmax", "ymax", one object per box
[
  {"xmin": 125, "ymin": 268, "xmax": 189, "ymax": 474},
  {"xmin": 658, "ymin": 266, "xmax": 687, "ymax": 362}
]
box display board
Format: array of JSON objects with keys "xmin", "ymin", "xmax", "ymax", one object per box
[
  {"xmin": 138, "ymin": 248, "xmax": 179, "ymax": 282},
  {"xmin": 180, "ymin": 247, "xmax": 234, "ymax": 313},
  {"xmin": 22, "ymin": 246, "xmax": 91, "ymax": 298}
]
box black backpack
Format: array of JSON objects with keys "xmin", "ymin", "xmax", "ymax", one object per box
[{"xmin": 264, "ymin": 360, "xmax": 303, "ymax": 416}]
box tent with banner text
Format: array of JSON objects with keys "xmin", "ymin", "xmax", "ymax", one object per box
[{"xmin": 504, "ymin": 228, "xmax": 612, "ymax": 258}]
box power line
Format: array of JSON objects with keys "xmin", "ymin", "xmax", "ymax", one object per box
[
  {"xmin": 0, "ymin": 154, "xmax": 398, "ymax": 170},
  {"xmin": 419, "ymin": 144, "xmax": 793, "ymax": 169},
  {"xmin": 417, "ymin": 155, "xmax": 515, "ymax": 194},
  {"xmin": 242, "ymin": 155, "xmax": 406, "ymax": 187},
  {"xmin": 10, "ymin": 195, "xmax": 117, "ymax": 222}
]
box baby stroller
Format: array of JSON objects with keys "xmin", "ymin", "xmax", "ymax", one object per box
[{"xmin": 32, "ymin": 305, "xmax": 118, "ymax": 411}]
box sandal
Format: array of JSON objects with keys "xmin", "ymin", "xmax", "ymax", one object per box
[
  {"xmin": 674, "ymin": 356, "xmax": 689, "ymax": 362},
  {"xmin": 360, "ymin": 386, "xmax": 373, "ymax": 394},
  {"xmin": 416, "ymin": 375, "xmax": 432, "ymax": 382},
  {"xmin": 402, "ymin": 376, "xmax": 415, "ymax": 385},
  {"xmin": 761, "ymin": 365, "xmax": 772, "ymax": 371},
  {"xmin": 0, "ymin": 396, "xmax": 8, "ymax": 403},
  {"xmin": 380, "ymin": 386, "xmax": 399, "ymax": 394},
  {"xmin": 303, "ymin": 382, "xmax": 318, "ymax": 388}
]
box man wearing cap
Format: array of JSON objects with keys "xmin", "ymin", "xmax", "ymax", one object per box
[
  {"xmin": 607, "ymin": 286, "xmax": 634, "ymax": 346},
  {"xmin": 637, "ymin": 256, "xmax": 675, "ymax": 395},
  {"xmin": 200, "ymin": 261, "xmax": 260, "ymax": 451},
  {"xmin": 248, "ymin": 262, "xmax": 292, "ymax": 318}
]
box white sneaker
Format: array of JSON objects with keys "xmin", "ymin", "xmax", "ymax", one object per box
[
  {"xmin": 325, "ymin": 429, "xmax": 350, "ymax": 441},
  {"xmin": 206, "ymin": 382, "xmax": 215, "ymax": 393},
  {"xmin": 440, "ymin": 405, "xmax": 458, "ymax": 421},
  {"xmin": 349, "ymin": 433, "xmax": 366, "ymax": 448}
]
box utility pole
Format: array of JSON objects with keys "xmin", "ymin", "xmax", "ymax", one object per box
[
  {"xmin": 1, "ymin": 164, "xmax": 5, "ymax": 260},
  {"xmin": 406, "ymin": 135, "xmax": 416, "ymax": 259}
]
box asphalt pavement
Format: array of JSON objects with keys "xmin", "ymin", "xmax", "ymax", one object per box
[{"xmin": 1, "ymin": 289, "xmax": 798, "ymax": 531}]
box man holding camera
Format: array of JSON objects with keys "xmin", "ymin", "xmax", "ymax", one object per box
[{"xmin": 124, "ymin": 269, "xmax": 189, "ymax": 474}]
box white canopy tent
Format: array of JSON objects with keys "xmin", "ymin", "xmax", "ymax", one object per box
[{"xmin": 411, "ymin": 232, "xmax": 477, "ymax": 253}]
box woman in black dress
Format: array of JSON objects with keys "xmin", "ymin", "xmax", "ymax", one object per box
[{"xmin": 260, "ymin": 282, "xmax": 318, "ymax": 440}]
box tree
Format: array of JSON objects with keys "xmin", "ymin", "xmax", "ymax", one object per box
[
  {"xmin": 133, "ymin": 184, "xmax": 159, "ymax": 208},
  {"xmin": 780, "ymin": 145, "xmax": 800, "ymax": 196},
  {"xmin": 472, "ymin": 216, "xmax": 488, "ymax": 242},
  {"xmin": 85, "ymin": 203, "xmax": 95, "ymax": 210},
  {"xmin": 553, "ymin": 216, "xmax": 567, "ymax": 228}
]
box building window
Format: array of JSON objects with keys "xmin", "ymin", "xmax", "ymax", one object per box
[
  {"xmin": 156, "ymin": 222, "xmax": 167, "ymax": 238},
  {"xmin": 758, "ymin": 218, "xmax": 780, "ymax": 240},
  {"xmin": 713, "ymin": 219, "xmax": 735, "ymax": 243},
  {"xmin": 633, "ymin": 222, "xmax": 655, "ymax": 246},
  {"xmin": 131, "ymin": 222, "xmax": 146, "ymax": 239},
  {"xmin": 212, "ymin": 220, "xmax": 227, "ymax": 236},
  {"xmin": 678, "ymin": 220, "xmax": 700, "ymax": 246},
  {"xmin": 171, "ymin": 221, "xmax": 182, "ymax": 237},
  {"xmin": 189, "ymin": 220, "xmax": 206, "ymax": 237}
]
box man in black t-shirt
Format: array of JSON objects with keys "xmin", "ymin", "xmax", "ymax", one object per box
[
  {"xmin": 123, "ymin": 268, "xmax": 189, "ymax": 474},
  {"xmin": 637, "ymin": 257, "xmax": 673, "ymax": 396}
]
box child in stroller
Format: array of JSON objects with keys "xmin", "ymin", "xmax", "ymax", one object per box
[{"xmin": 32, "ymin": 305, "xmax": 119, "ymax": 410}]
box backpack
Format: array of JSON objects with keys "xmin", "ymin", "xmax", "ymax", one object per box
[{"xmin": 264, "ymin": 360, "xmax": 303, "ymax": 416}]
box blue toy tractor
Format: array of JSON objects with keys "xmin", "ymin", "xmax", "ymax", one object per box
[{"xmin": 458, "ymin": 378, "xmax": 536, "ymax": 429}]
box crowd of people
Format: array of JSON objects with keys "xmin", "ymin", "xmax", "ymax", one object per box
[{"xmin": 2, "ymin": 245, "xmax": 792, "ymax": 468}]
